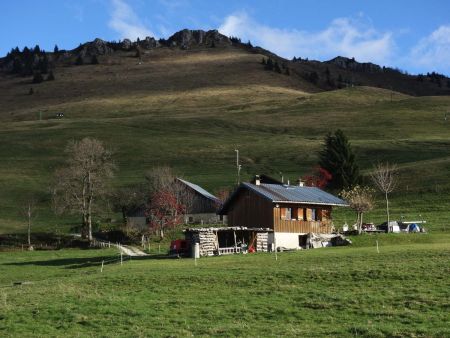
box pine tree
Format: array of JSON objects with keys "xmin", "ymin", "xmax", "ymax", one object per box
[
  {"xmin": 91, "ymin": 55, "xmax": 99, "ymax": 64},
  {"xmin": 261, "ymin": 57, "xmax": 266, "ymax": 65},
  {"xmin": 32, "ymin": 71, "xmax": 44, "ymax": 84},
  {"xmin": 318, "ymin": 129, "xmax": 361, "ymax": 190},
  {"xmin": 285, "ymin": 67, "xmax": 290, "ymax": 75},
  {"xmin": 265, "ymin": 58, "xmax": 274, "ymax": 71},
  {"xmin": 47, "ymin": 71, "xmax": 55, "ymax": 81},
  {"xmin": 75, "ymin": 55, "xmax": 84, "ymax": 65},
  {"xmin": 12, "ymin": 58, "xmax": 23, "ymax": 74},
  {"xmin": 274, "ymin": 61, "xmax": 282, "ymax": 73},
  {"xmin": 308, "ymin": 71, "xmax": 319, "ymax": 84},
  {"xmin": 54, "ymin": 45, "xmax": 59, "ymax": 54},
  {"xmin": 39, "ymin": 54, "xmax": 49, "ymax": 74}
]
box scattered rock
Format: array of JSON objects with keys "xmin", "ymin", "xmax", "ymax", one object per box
[
  {"xmin": 167, "ymin": 29, "xmax": 231, "ymax": 49},
  {"xmin": 326, "ymin": 56, "xmax": 382, "ymax": 73},
  {"xmin": 121, "ymin": 38, "xmax": 132, "ymax": 51}
]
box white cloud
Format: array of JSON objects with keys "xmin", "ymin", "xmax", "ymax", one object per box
[
  {"xmin": 219, "ymin": 12, "xmax": 395, "ymax": 65},
  {"xmin": 108, "ymin": 0, "xmax": 155, "ymax": 40},
  {"xmin": 410, "ymin": 25, "xmax": 450, "ymax": 73}
]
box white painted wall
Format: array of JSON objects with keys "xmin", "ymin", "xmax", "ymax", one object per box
[{"xmin": 274, "ymin": 232, "xmax": 306, "ymax": 250}]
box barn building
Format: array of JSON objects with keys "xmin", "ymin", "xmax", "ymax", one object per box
[
  {"xmin": 126, "ymin": 178, "xmax": 223, "ymax": 230},
  {"xmin": 219, "ymin": 177, "xmax": 348, "ymax": 249}
]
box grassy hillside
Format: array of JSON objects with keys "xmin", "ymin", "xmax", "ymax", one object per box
[
  {"xmin": 0, "ymin": 46, "xmax": 449, "ymax": 233},
  {"xmin": 1, "ymin": 236, "xmax": 449, "ymax": 336}
]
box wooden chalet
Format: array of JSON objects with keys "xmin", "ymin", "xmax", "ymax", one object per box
[{"xmin": 219, "ymin": 177, "xmax": 348, "ymax": 249}]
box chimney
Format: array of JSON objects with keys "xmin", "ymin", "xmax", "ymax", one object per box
[
  {"xmin": 297, "ymin": 178, "xmax": 304, "ymax": 187},
  {"xmin": 255, "ymin": 175, "xmax": 261, "ymax": 186}
]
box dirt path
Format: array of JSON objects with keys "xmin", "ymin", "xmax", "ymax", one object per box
[{"xmin": 117, "ymin": 244, "xmax": 148, "ymax": 257}]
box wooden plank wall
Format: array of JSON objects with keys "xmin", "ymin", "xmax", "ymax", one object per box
[
  {"xmin": 274, "ymin": 205, "xmax": 333, "ymax": 233},
  {"xmin": 227, "ymin": 189, "xmax": 274, "ymax": 228}
]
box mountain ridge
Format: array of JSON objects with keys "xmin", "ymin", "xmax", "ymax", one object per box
[{"xmin": 1, "ymin": 28, "xmax": 449, "ymax": 97}]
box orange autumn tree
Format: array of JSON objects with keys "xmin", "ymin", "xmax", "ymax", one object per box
[
  {"xmin": 302, "ymin": 167, "xmax": 332, "ymax": 188},
  {"xmin": 146, "ymin": 190, "xmax": 186, "ymax": 240}
]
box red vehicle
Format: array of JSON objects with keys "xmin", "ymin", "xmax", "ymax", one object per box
[{"xmin": 169, "ymin": 239, "xmax": 190, "ymax": 257}]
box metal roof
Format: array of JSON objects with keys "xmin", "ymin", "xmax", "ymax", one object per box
[
  {"xmin": 246, "ymin": 183, "xmax": 348, "ymax": 206},
  {"xmin": 177, "ymin": 178, "xmax": 219, "ymax": 202},
  {"xmin": 220, "ymin": 183, "xmax": 348, "ymax": 214}
]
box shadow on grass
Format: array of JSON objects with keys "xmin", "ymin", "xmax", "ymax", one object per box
[{"xmin": 3, "ymin": 254, "xmax": 173, "ymax": 269}]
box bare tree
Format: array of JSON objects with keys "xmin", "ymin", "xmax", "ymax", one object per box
[
  {"xmin": 21, "ymin": 198, "xmax": 37, "ymax": 250},
  {"xmin": 341, "ymin": 186, "xmax": 375, "ymax": 234},
  {"xmin": 371, "ymin": 162, "xmax": 397, "ymax": 232},
  {"xmin": 52, "ymin": 138, "xmax": 115, "ymax": 241}
]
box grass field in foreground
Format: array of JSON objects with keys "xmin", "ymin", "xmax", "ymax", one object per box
[{"xmin": 1, "ymin": 234, "xmax": 449, "ymax": 337}]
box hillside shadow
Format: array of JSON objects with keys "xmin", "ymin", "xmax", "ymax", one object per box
[{"xmin": 3, "ymin": 253, "xmax": 173, "ymax": 269}]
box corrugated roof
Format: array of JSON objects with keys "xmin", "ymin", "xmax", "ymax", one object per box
[
  {"xmin": 245, "ymin": 183, "xmax": 348, "ymax": 206},
  {"xmin": 220, "ymin": 183, "xmax": 348, "ymax": 214},
  {"xmin": 177, "ymin": 178, "xmax": 219, "ymax": 202}
]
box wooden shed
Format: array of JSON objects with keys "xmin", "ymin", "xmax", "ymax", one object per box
[{"xmin": 184, "ymin": 226, "xmax": 272, "ymax": 257}]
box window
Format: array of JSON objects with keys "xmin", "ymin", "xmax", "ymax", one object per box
[
  {"xmin": 280, "ymin": 207, "xmax": 292, "ymax": 220},
  {"xmin": 286, "ymin": 208, "xmax": 292, "ymax": 220},
  {"xmin": 311, "ymin": 209, "xmax": 316, "ymax": 221}
]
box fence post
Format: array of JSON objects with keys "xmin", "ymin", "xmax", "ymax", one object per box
[
  {"xmin": 101, "ymin": 260, "xmax": 104, "ymax": 272},
  {"xmin": 120, "ymin": 252, "xmax": 123, "ymax": 265}
]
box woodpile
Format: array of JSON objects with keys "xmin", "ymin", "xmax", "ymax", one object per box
[
  {"xmin": 187, "ymin": 230, "xmax": 217, "ymax": 256},
  {"xmin": 256, "ymin": 232, "xmax": 269, "ymax": 252}
]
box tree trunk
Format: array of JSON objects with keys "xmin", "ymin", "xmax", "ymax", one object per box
[
  {"xmin": 87, "ymin": 171, "xmax": 93, "ymax": 241},
  {"xmin": 385, "ymin": 192, "xmax": 390, "ymax": 233},
  {"xmin": 357, "ymin": 212, "xmax": 364, "ymax": 234},
  {"xmin": 159, "ymin": 226, "xmax": 164, "ymax": 240}
]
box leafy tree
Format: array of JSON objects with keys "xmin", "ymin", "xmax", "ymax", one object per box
[
  {"xmin": 301, "ymin": 167, "xmax": 332, "ymax": 188},
  {"xmin": 146, "ymin": 190, "xmax": 185, "ymax": 240},
  {"xmin": 319, "ymin": 129, "xmax": 361, "ymax": 190},
  {"xmin": 52, "ymin": 138, "xmax": 115, "ymax": 241},
  {"xmin": 341, "ymin": 186, "xmax": 374, "ymax": 234}
]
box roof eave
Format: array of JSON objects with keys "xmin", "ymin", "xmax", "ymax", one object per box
[{"xmin": 272, "ymin": 200, "xmax": 349, "ymax": 207}]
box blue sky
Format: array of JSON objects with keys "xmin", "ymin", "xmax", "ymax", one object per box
[{"xmin": 2, "ymin": 0, "xmax": 450, "ymax": 74}]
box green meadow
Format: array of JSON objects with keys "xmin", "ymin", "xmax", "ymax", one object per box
[{"xmin": 1, "ymin": 234, "xmax": 449, "ymax": 337}]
